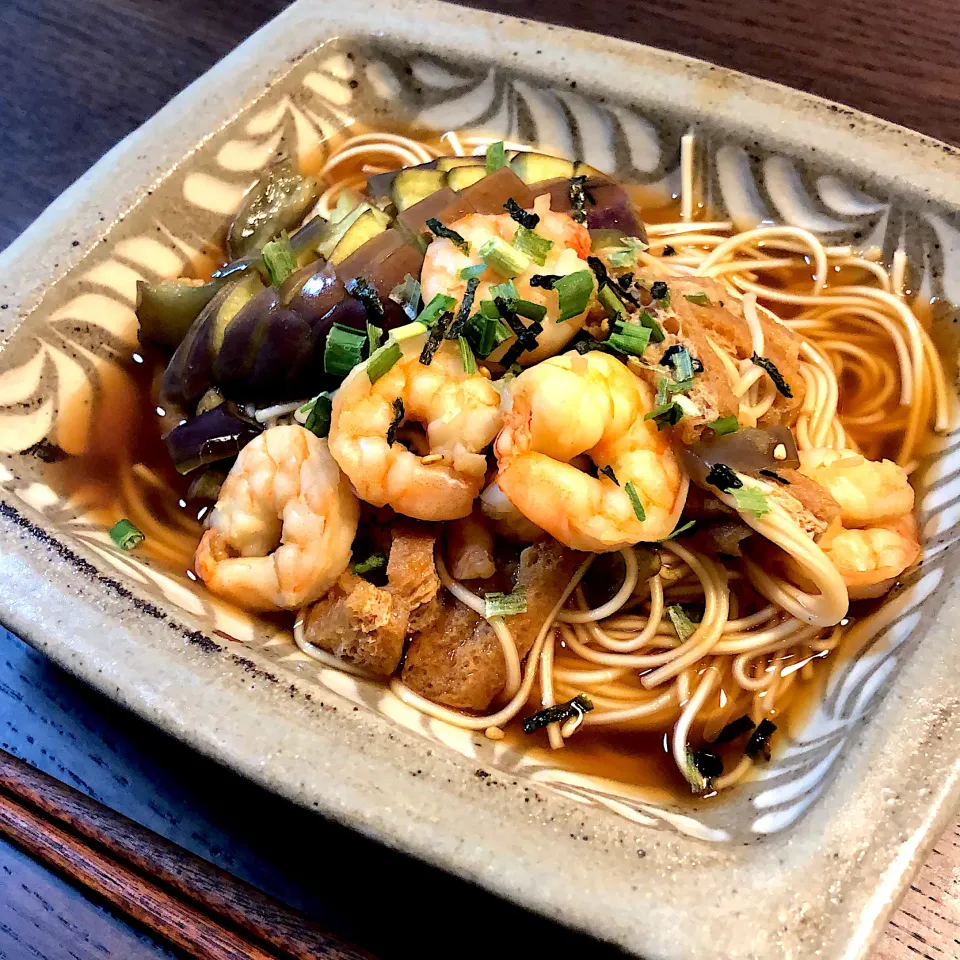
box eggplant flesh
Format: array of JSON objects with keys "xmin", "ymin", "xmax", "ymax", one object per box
[
  {"xmin": 136, "ymin": 277, "xmax": 225, "ymax": 348},
  {"xmin": 680, "ymin": 427, "xmax": 801, "ymax": 492}
]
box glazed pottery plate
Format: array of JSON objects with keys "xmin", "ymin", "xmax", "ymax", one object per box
[{"xmin": 2, "ymin": 2, "xmax": 960, "ymax": 957}]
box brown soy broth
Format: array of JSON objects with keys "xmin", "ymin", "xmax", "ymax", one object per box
[{"xmin": 43, "ymin": 129, "xmax": 934, "ymax": 803}]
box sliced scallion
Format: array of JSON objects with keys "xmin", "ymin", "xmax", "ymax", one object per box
[
  {"xmin": 261, "ymin": 233, "xmax": 297, "ymax": 287},
  {"xmin": 512, "ymin": 226, "xmax": 553, "ymax": 266},
  {"xmin": 598, "ymin": 283, "xmax": 627, "ymax": 320},
  {"xmin": 667, "ymin": 604, "xmax": 697, "ymax": 642},
  {"xmin": 708, "ymin": 415, "xmax": 739, "ymax": 436},
  {"xmin": 415, "ymin": 293, "xmax": 457, "ymax": 327},
  {"xmin": 624, "ymin": 480, "xmax": 646, "ymax": 522},
  {"xmin": 351, "ymin": 552, "xmax": 387, "ymax": 576},
  {"xmin": 644, "ymin": 401, "xmax": 683, "ymax": 430},
  {"xmin": 732, "ymin": 485, "xmax": 771, "ymax": 518},
  {"xmin": 684, "ymin": 291, "xmax": 712, "ymax": 306},
  {"xmin": 480, "ymin": 236, "xmax": 530, "ymax": 278},
  {"xmin": 638, "ymin": 309, "xmax": 665, "ymax": 343},
  {"xmin": 607, "ymin": 236, "xmax": 649, "ymax": 268},
  {"xmin": 389, "ymin": 274, "xmax": 422, "ymax": 320},
  {"xmin": 485, "ymin": 140, "xmax": 506, "ymax": 173},
  {"xmin": 465, "ymin": 313, "xmax": 511, "ymax": 358},
  {"xmin": 110, "ymin": 519, "xmax": 144, "ymax": 551},
  {"xmin": 458, "ymin": 336, "xmax": 477, "ymax": 374},
  {"xmin": 483, "ymin": 586, "xmax": 528, "ymax": 619},
  {"xmin": 304, "ymin": 393, "xmax": 333, "ymax": 437},
  {"xmin": 608, "ymin": 320, "xmax": 651, "ymax": 357},
  {"xmin": 367, "ymin": 340, "xmax": 402, "ymax": 384},
  {"xmin": 324, "ymin": 323, "xmax": 367, "ymax": 377},
  {"xmin": 554, "ymin": 270, "xmax": 594, "ymax": 322},
  {"xmin": 366, "ymin": 322, "xmax": 383, "ymax": 353},
  {"xmin": 459, "ymin": 263, "xmax": 487, "ymax": 280}
]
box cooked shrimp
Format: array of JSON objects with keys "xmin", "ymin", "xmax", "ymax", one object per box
[
  {"xmin": 798, "ymin": 448, "xmax": 914, "ymax": 527},
  {"xmin": 447, "ymin": 507, "xmax": 496, "ymax": 580},
  {"xmin": 328, "ymin": 335, "xmax": 501, "ymax": 520},
  {"xmin": 480, "ymin": 480, "xmax": 544, "ymax": 543},
  {"xmin": 495, "ymin": 350, "xmax": 686, "ymax": 551},
  {"xmin": 195, "ymin": 425, "xmax": 359, "ymax": 610},
  {"xmin": 420, "ymin": 194, "xmax": 593, "ymax": 365},
  {"xmin": 820, "ymin": 514, "xmax": 920, "ymax": 599}
]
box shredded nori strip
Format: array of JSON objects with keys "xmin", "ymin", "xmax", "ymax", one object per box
[
  {"xmin": 745, "ymin": 718, "xmax": 777, "ymax": 761},
  {"xmin": 345, "ymin": 276, "xmax": 386, "ymax": 325},
  {"xmin": 569, "ymin": 175, "xmax": 589, "ymax": 223},
  {"xmin": 692, "ymin": 748, "xmax": 724, "ymax": 779},
  {"xmin": 751, "ymin": 353, "xmax": 794, "ymax": 398},
  {"xmin": 446, "ymin": 276, "xmax": 480, "ymax": 340},
  {"xmin": 419, "ymin": 311, "xmax": 452, "ymax": 365},
  {"xmin": 386, "ymin": 398, "xmax": 404, "ymax": 445},
  {"xmin": 588, "ymin": 256, "xmax": 640, "ymax": 309},
  {"xmin": 503, "ymin": 197, "xmax": 539, "ymax": 229},
  {"xmin": 662, "ymin": 245, "xmax": 676, "ymax": 256},
  {"xmin": 426, "ymin": 217, "xmax": 469, "ymax": 253},
  {"xmin": 650, "ymin": 280, "xmax": 669, "ymax": 301},
  {"xmin": 713, "ymin": 715, "xmax": 756, "ymax": 745},
  {"xmin": 618, "ymin": 272, "xmax": 635, "ymax": 289},
  {"xmin": 523, "ymin": 694, "xmax": 594, "ymax": 734},
  {"xmin": 759, "ymin": 469, "xmax": 791, "ymax": 485},
  {"xmin": 495, "ymin": 296, "xmax": 541, "ymax": 345},
  {"xmin": 705, "ymin": 462, "xmax": 743, "ymax": 492},
  {"xmin": 529, "ymin": 273, "xmax": 564, "ymax": 290},
  {"xmin": 598, "ymin": 464, "xmax": 619, "ymax": 485}
]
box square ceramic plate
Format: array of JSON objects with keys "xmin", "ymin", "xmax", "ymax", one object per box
[{"xmin": 2, "ymin": 2, "xmax": 960, "ymax": 957}]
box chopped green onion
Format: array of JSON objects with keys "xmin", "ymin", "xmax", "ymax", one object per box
[
  {"xmin": 390, "ymin": 321, "xmax": 429, "ymax": 342},
  {"xmin": 659, "ymin": 519, "xmax": 696, "ymax": 541},
  {"xmin": 624, "ymin": 480, "xmax": 646, "ymax": 522},
  {"xmin": 304, "ymin": 393, "xmax": 333, "ymax": 437},
  {"xmin": 705, "ymin": 463, "xmax": 742, "ymax": 491},
  {"xmin": 367, "ymin": 340, "xmax": 402, "ymax": 384},
  {"xmin": 655, "ymin": 378, "xmax": 669, "ymax": 406},
  {"xmin": 351, "ymin": 552, "xmax": 387, "ymax": 576},
  {"xmin": 324, "ymin": 323, "xmax": 367, "ymax": 377},
  {"xmin": 607, "ymin": 236, "xmax": 649, "ymax": 268},
  {"xmin": 489, "ymin": 279, "xmax": 519, "ymax": 303},
  {"xmin": 644, "ymin": 402, "xmax": 683, "ymax": 430},
  {"xmin": 346, "ymin": 276, "xmax": 385, "ymax": 325},
  {"xmin": 110, "ymin": 519, "xmax": 144, "ymax": 551},
  {"xmin": 732, "ymin": 485, "xmax": 771, "ymax": 519},
  {"xmin": 485, "ymin": 140, "xmax": 506, "ymax": 173},
  {"xmin": 608, "ymin": 320, "xmax": 651, "ymax": 358},
  {"xmin": 459, "ymin": 263, "xmax": 487, "ymax": 280},
  {"xmin": 512, "ymin": 226, "xmax": 553, "ymax": 266},
  {"xmin": 569, "ymin": 175, "xmax": 589, "ymax": 224},
  {"xmin": 745, "ymin": 718, "xmax": 777, "ymax": 761},
  {"xmin": 483, "ymin": 586, "xmax": 528, "ymax": 619},
  {"xmin": 684, "ymin": 292, "xmax": 712, "ymax": 306},
  {"xmin": 708, "ymin": 415, "xmax": 739, "ymax": 436},
  {"xmin": 261, "ymin": 232, "xmax": 297, "ymax": 287},
  {"xmin": 366, "ymin": 321, "xmax": 383, "ymax": 353},
  {"xmin": 663, "ymin": 344, "xmax": 694, "ymax": 382},
  {"xmin": 503, "ymin": 197, "xmax": 538, "ymax": 229},
  {"xmin": 426, "ymin": 217, "xmax": 469, "ymax": 253},
  {"xmin": 389, "ymin": 274, "xmax": 422, "ymax": 320},
  {"xmin": 446, "ymin": 276, "xmax": 480, "ymax": 340},
  {"xmin": 465, "ymin": 313, "xmax": 511, "ymax": 358},
  {"xmin": 638, "ymin": 309, "xmax": 665, "ymax": 343},
  {"xmin": 598, "ymin": 464, "xmax": 619, "ymax": 485},
  {"xmin": 680, "ymin": 747, "xmax": 708, "ymax": 794},
  {"xmin": 751, "ymin": 353, "xmax": 794, "ymax": 398},
  {"xmin": 555, "ymin": 270, "xmax": 594, "ymax": 322},
  {"xmin": 386, "ymin": 398, "xmax": 404, "ymax": 445},
  {"xmin": 515, "ymin": 299, "xmax": 548, "ymax": 322},
  {"xmin": 598, "ymin": 283, "xmax": 627, "ymax": 320},
  {"xmin": 458, "ymin": 336, "xmax": 477, "ymax": 374},
  {"xmin": 522, "ymin": 694, "xmax": 593, "ymax": 734},
  {"xmin": 480, "ymin": 236, "xmax": 530, "ymax": 278},
  {"xmin": 667, "ymin": 604, "xmax": 697, "ymax": 641},
  {"xmin": 415, "ymin": 293, "xmax": 457, "ymax": 327},
  {"xmin": 495, "ymin": 297, "xmax": 540, "ymax": 351}
]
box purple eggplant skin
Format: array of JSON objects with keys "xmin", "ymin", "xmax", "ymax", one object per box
[
  {"xmin": 212, "ymin": 214, "xmax": 330, "ymax": 282},
  {"xmin": 163, "ymin": 403, "xmax": 263, "ymax": 475},
  {"xmin": 525, "ymin": 177, "xmax": 648, "ymax": 242},
  {"xmin": 136, "ymin": 277, "xmax": 225, "ymax": 348}
]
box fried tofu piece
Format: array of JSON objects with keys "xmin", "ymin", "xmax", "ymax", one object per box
[
  {"xmin": 303, "ymin": 522, "xmax": 440, "ymax": 675},
  {"xmin": 402, "ymin": 539, "xmax": 585, "ymax": 710}
]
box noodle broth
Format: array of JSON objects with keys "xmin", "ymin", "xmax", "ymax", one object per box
[{"xmin": 46, "ymin": 125, "xmax": 944, "ymax": 804}]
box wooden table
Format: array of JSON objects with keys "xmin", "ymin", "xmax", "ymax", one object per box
[{"xmin": 2, "ymin": 1, "xmax": 959, "ymax": 957}]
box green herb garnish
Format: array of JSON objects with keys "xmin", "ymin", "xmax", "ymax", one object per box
[
  {"xmin": 366, "ymin": 322, "xmax": 383, "ymax": 353},
  {"xmin": 707, "ymin": 415, "xmax": 739, "ymax": 436},
  {"xmin": 638, "ymin": 309, "xmax": 665, "ymax": 343},
  {"xmin": 659, "ymin": 519, "xmax": 696, "ymax": 541},
  {"xmin": 662, "ymin": 344, "xmax": 695, "ymax": 382},
  {"xmin": 324, "ymin": 323, "xmax": 367, "ymax": 377},
  {"xmin": 523, "ymin": 694, "xmax": 594, "ymax": 734},
  {"xmin": 109, "ymin": 519, "xmax": 144, "ymax": 551},
  {"xmin": 555, "ymin": 270, "xmax": 594, "ymax": 321},
  {"xmin": 751, "ymin": 353, "xmax": 794, "ymax": 398},
  {"xmin": 426, "ymin": 217, "xmax": 469, "ymax": 253},
  {"xmin": 458, "ymin": 263, "xmax": 487, "ymax": 280},
  {"xmin": 351, "ymin": 552, "xmax": 387, "ymax": 576},
  {"xmin": 644, "ymin": 402, "xmax": 683, "ymax": 430},
  {"xmin": 261, "ymin": 232, "xmax": 297, "ymax": 287},
  {"xmin": 304, "ymin": 393, "xmax": 333, "ymax": 438},
  {"xmin": 684, "ymin": 292, "xmax": 712, "ymax": 306},
  {"xmin": 388, "ymin": 274, "xmax": 422, "ymax": 320},
  {"xmin": 512, "ymin": 226, "xmax": 553, "ymax": 266},
  {"xmin": 465, "ymin": 313, "xmax": 511, "ymax": 359},
  {"xmin": 624, "ymin": 480, "xmax": 646, "ymax": 522},
  {"xmin": 480, "ymin": 236, "xmax": 531, "ymax": 278},
  {"xmin": 732, "ymin": 485, "xmax": 771, "ymax": 518},
  {"xmin": 483, "ymin": 586, "xmax": 528, "ymax": 619},
  {"xmin": 667, "ymin": 604, "xmax": 697, "ymax": 641},
  {"xmin": 415, "ymin": 293, "xmax": 457, "ymax": 327},
  {"xmin": 607, "ymin": 236, "xmax": 649, "ymax": 268},
  {"xmin": 458, "ymin": 336, "xmax": 477, "ymax": 374},
  {"xmin": 367, "ymin": 340, "xmax": 402, "ymax": 384},
  {"xmin": 485, "ymin": 140, "xmax": 506, "ymax": 173},
  {"xmin": 680, "ymin": 747, "xmax": 708, "ymax": 794},
  {"xmin": 608, "ymin": 320, "xmax": 651, "ymax": 358},
  {"xmin": 598, "ymin": 283, "xmax": 627, "ymax": 320}
]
